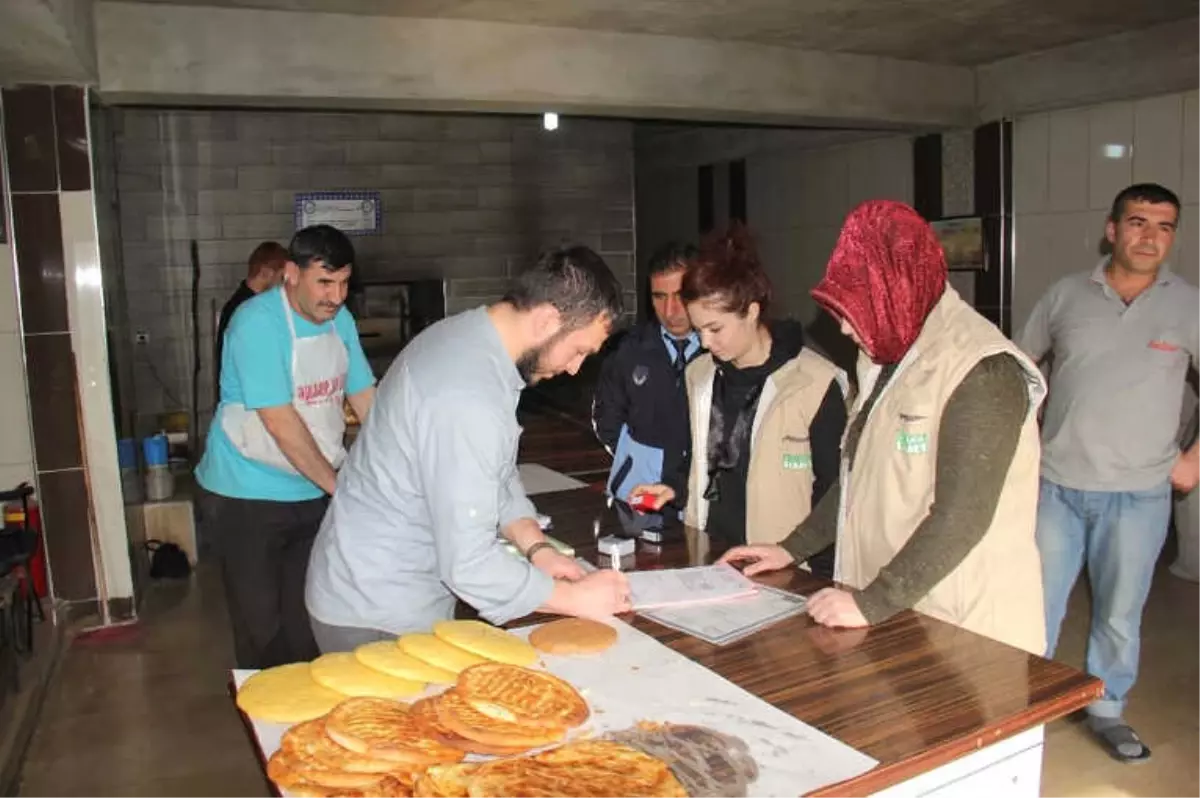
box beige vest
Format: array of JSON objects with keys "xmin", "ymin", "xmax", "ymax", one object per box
[
  {"xmin": 685, "ymin": 347, "xmax": 846, "ymax": 546},
  {"xmin": 836, "ymin": 287, "xmax": 1047, "ymax": 655}
]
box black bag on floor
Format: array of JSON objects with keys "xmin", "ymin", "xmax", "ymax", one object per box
[{"xmin": 146, "ymin": 539, "xmax": 191, "ymax": 579}]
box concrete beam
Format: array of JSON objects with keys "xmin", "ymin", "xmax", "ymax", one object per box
[
  {"xmin": 94, "ymin": 1, "xmax": 975, "ymax": 128},
  {"xmin": 977, "ymin": 18, "xmax": 1199, "ymax": 120},
  {"xmin": 0, "ymin": 0, "xmax": 97, "ymax": 84},
  {"xmin": 634, "ymin": 126, "xmax": 898, "ymax": 170}
]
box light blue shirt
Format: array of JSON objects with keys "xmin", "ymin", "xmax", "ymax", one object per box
[
  {"xmin": 196, "ymin": 286, "xmax": 374, "ymax": 502},
  {"xmin": 306, "ymin": 307, "xmax": 555, "ymax": 634},
  {"xmin": 661, "ymin": 326, "xmax": 701, "ymax": 364}
]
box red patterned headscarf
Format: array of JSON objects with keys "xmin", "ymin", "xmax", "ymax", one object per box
[{"xmin": 812, "ymin": 200, "xmax": 947, "ymax": 364}]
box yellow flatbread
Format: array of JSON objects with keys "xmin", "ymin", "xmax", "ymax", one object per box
[
  {"xmin": 432, "ymin": 620, "xmax": 538, "ymax": 667},
  {"xmin": 397, "ymin": 634, "xmax": 487, "ymax": 674},
  {"xmin": 355, "ymin": 641, "xmax": 458, "ymax": 684},
  {"xmin": 311, "ymin": 652, "xmax": 426, "ymax": 699},
  {"xmin": 236, "ymin": 662, "xmax": 344, "ymax": 723}
]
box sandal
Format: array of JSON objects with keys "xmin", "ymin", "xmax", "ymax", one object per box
[{"xmin": 1089, "ymin": 721, "xmax": 1152, "ymax": 764}]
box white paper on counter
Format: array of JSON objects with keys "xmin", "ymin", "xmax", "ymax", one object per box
[
  {"xmin": 232, "ymin": 619, "xmax": 876, "ymax": 797},
  {"xmin": 640, "ymin": 584, "xmax": 808, "ymax": 646},
  {"xmin": 625, "ymin": 563, "xmax": 759, "ymax": 609}
]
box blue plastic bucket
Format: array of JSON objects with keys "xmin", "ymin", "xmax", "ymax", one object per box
[
  {"xmin": 142, "ymin": 434, "xmax": 169, "ymax": 467},
  {"xmin": 117, "ymin": 438, "xmax": 137, "ymax": 470}
]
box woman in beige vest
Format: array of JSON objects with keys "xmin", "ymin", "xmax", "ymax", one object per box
[
  {"xmin": 631, "ymin": 225, "xmax": 847, "ymax": 577},
  {"xmin": 720, "ymin": 201, "xmax": 1048, "ymax": 655}
]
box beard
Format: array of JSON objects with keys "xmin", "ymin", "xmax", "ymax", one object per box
[{"xmin": 516, "ymin": 328, "xmax": 570, "ymax": 384}]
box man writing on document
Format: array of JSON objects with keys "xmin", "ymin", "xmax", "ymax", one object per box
[
  {"xmin": 198, "ymin": 224, "xmax": 376, "ymax": 669},
  {"xmin": 306, "ymin": 246, "xmax": 632, "ymax": 653}
]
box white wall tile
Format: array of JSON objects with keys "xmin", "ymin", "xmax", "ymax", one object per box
[
  {"xmin": 1014, "ymin": 93, "xmax": 1194, "ymax": 336},
  {"xmin": 0, "ymin": 246, "xmax": 19, "ymax": 335},
  {"xmin": 873, "ymin": 137, "xmax": 914, "ymax": 202},
  {"xmin": 816, "ymin": 149, "xmax": 851, "ymax": 229},
  {"xmin": 1012, "ymin": 213, "xmax": 1055, "ymax": 332},
  {"xmin": 1048, "ymin": 109, "xmax": 1090, "ymax": 212},
  {"xmin": 61, "ymin": 190, "xmax": 134, "ymax": 601},
  {"xmin": 1014, "ymin": 114, "xmax": 1050, "ymax": 215},
  {"xmin": 747, "ymin": 152, "xmax": 786, "ymax": 232},
  {"xmin": 1087, "ymin": 101, "xmax": 1133, "ymax": 211},
  {"xmin": 0, "ymin": 333, "xmax": 33, "ymax": 468},
  {"xmin": 0, "ymin": 464, "xmax": 35, "ymax": 493},
  {"xmin": 1133, "ymin": 95, "xmax": 1184, "ymax": 190}
]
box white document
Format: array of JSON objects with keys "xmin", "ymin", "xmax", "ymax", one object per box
[
  {"xmin": 626, "ymin": 563, "xmax": 759, "ymax": 610},
  {"xmin": 640, "ymin": 585, "xmax": 808, "ymax": 646}
]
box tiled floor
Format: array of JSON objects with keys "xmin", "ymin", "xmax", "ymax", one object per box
[
  {"xmin": 14, "ymin": 411, "xmax": 1200, "ymax": 796},
  {"xmin": 1041, "ymin": 562, "xmax": 1199, "ymax": 797}
]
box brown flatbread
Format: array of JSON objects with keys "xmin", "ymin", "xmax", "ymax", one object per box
[
  {"xmin": 455, "ymin": 663, "xmax": 590, "ymax": 729},
  {"xmin": 528, "ymin": 619, "xmax": 618, "ymax": 656}
]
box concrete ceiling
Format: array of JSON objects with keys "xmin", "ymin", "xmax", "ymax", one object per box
[{"xmin": 126, "ymin": 0, "xmax": 1196, "ymax": 65}]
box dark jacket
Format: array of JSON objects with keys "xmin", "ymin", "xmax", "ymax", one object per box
[{"xmin": 592, "ymin": 322, "xmax": 701, "ymax": 508}]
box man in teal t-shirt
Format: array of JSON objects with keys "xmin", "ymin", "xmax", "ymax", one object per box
[{"xmin": 197, "ymin": 224, "xmax": 375, "ymax": 668}]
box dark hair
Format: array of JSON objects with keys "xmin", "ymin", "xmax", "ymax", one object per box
[
  {"xmin": 1109, "ymin": 183, "xmax": 1181, "ymax": 223},
  {"xmin": 503, "ymin": 245, "xmax": 624, "ymax": 330},
  {"xmin": 247, "ymin": 241, "xmax": 288, "ymax": 279},
  {"xmin": 288, "ymin": 224, "xmax": 356, "ymax": 271},
  {"xmin": 648, "ymin": 241, "xmax": 697, "ymax": 278},
  {"xmin": 681, "ymin": 223, "xmax": 772, "ymax": 320}
]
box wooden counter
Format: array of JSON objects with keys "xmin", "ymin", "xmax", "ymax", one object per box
[{"xmin": 520, "ymin": 489, "xmax": 1102, "ymax": 797}]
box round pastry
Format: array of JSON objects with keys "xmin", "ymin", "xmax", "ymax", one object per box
[{"xmin": 528, "ymin": 618, "xmax": 618, "ymax": 656}]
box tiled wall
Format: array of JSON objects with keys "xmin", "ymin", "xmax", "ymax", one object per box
[
  {"xmin": 1013, "ymin": 90, "xmax": 1200, "ymax": 332},
  {"xmin": 745, "ymin": 136, "xmax": 914, "ymax": 327},
  {"xmin": 1, "ymin": 85, "xmax": 134, "ymax": 616},
  {"xmin": 105, "ymin": 109, "xmax": 636, "ymax": 435},
  {"xmin": 636, "ymin": 132, "xmax": 917, "ymax": 323},
  {"xmin": 0, "ymin": 170, "xmax": 36, "ymax": 494}
]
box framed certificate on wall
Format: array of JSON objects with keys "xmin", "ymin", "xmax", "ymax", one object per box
[{"xmin": 294, "ymin": 191, "xmax": 382, "ymax": 236}]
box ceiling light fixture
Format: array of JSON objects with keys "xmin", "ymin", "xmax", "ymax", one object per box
[{"xmin": 543, "ymin": 112, "xmax": 559, "ymax": 132}]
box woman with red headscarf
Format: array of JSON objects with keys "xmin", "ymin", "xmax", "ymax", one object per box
[{"xmin": 721, "ymin": 200, "xmax": 1048, "ymax": 654}]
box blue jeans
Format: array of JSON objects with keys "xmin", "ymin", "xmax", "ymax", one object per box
[{"xmin": 1037, "ymin": 478, "xmax": 1172, "ymax": 719}]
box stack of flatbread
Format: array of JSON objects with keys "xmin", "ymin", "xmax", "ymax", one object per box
[
  {"xmin": 413, "ymin": 740, "xmax": 688, "ymax": 798},
  {"xmin": 237, "ymin": 620, "xmax": 686, "ymax": 797},
  {"xmin": 421, "ymin": 662, "xmax": 590, "ymax": 755}
]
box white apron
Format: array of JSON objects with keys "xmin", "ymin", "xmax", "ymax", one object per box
[{"xmin": 220, "ymin": 289, "xmax": 349, "ymax": 475}]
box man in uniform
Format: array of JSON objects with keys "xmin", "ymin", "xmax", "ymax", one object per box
[{"xmin": 592, "ymin": 242, "xmax": 701, "ymax": 515}]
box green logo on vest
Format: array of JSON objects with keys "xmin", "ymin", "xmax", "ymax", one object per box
[
  {"xmin": 895, "ymin": 431, "xmax": 930, "ymax": 454},
  {"xmin": 782, "ymin": 453, "xmax": 812, "ymax": 470}
]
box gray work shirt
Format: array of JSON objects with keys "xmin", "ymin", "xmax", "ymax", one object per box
[
  {"xmin": 1018, "ymin": 260, "xmax": 1199, "ymax": 492},
  {"xmin": 305, "ymin": 307, "xmax": 553, "ymax": 634}
]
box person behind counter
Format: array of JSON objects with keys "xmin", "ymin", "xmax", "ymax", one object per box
[
  {"xmin": 198, "ymin": 224, "xmax": 377, "ymax": 669},
  {"xmin": 719, "ymin": 200, "xmax": 1048, "ymax": 655},
  {"xmin": 630, "ymin": 225, "xmax": 847, "ymax": 579},
  {"xmin": 592, "ymin": 241, "xmax": 702, "ymax": 515},
  {"xmin": 215, "ymin": 240, "xmax": 288, "ymax": 399},
  {"xmin": 305, "ymin": 246, "xmax": 632, "ymax": 653}
]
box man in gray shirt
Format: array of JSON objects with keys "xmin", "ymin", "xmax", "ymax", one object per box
[
  {"xmin": 1019, "ymin": 183, "xmax": 1199, "ymax": 763},
  {"xmin": 306, "ymin": 246, "xmax": 632, "ymax": 650}
]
